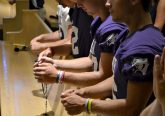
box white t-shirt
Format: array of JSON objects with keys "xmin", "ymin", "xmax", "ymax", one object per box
[{"xmin": 57, "ymin": 5, "xmax": 72, "ymax": 39}]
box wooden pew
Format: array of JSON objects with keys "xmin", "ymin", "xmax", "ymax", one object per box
[
  {"xmin": 5, "ymin": 9, "xmax": 52, "ymax": 45},
  {"xmin": 0, "ymin": 41, "xmax": 52, "ymax": 116},
  {"xmin": 44, "ymin": 0, "xmax": 58, "ymax": 29},
  {"xmin": 3, "ymin": 0, "xmax": 29, "ymax": 40}
]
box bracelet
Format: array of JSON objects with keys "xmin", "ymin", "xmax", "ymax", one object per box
[
  {"xmin": 60, "ymin": 71, "xmax": 65, "ymax": 83},
  {"xmin": 85, "ymin": 99, "xmax": 89, "ymax": 113},
  {"xmin": 56, "ymin": 71, "xmax": 61, "ymax": 83},
  {"xmin": 59, "ymin": 71, "xmax": 65, "ymax": 84},
  {"xmin": 56, "ymin": 70, "xmax": 65, "ymax": 83},
  {"xmin": 87, "ymin": 99, "xmax": 94, "ymax": 113}
]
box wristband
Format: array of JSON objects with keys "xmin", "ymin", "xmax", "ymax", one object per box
[
  {"xmin": 85, "ymin": 98, "xmax": 89, "ymax": 113},
  {"xmin": 88, "ymin": 99, "xmax": 94, "ymax": 113},
  {"xmin": 56, "ymin": 71, "xmax": 65, "ymax": 83},
  {"xmin": 60, "ymin": 71, "xmax": 65, "ymax": 83},
  {"xmin": 56, "ymin": 71, "xmax": 60, "ymax": 82}
]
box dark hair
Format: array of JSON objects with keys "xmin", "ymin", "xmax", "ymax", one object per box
[{"xmin": 141, "ymin": 0, "xmax": 152, "ymax": 12}]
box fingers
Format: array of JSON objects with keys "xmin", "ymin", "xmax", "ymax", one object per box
[
  {"xmin": 34, "ymin": 71, "xmax": 46, "ymax": 76},
  {"xmin": 40, "ymin": 57, "xmax": 55, "ymax": 64},
  {"xmin": 33, "ymin": 66, "xmax": 46, "ymax": 71},
  {"xmin": 38, "ymin": 52, "xmax": 45, "ymax": 61},
  {"xmin": 154, "ymin": 55, "xmax": 162, "ymax": 80},
  {"xmin": 61, "ymin": 89, "xmax": 76, "ymax": 98},
  {"xmin": 161, "ymin": 48, "xmax": 165, "ymax": 72}
]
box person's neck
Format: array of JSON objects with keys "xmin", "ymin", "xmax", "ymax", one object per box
[
  {"xmin": 98, "ymin": 7, "xmax": 109, "ymax": 21},
  {"xmin": 126, "ymin": 10, "xmax": 152, "ymax": 34}
]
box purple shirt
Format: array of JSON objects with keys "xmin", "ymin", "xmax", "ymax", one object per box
[
  {"xmin": 90, "ymin": 16, "xmax": 127, "ymax": 71},
  {"xmin": 112, "ymin": 25, "xmax": 165, "ymax": 99}
]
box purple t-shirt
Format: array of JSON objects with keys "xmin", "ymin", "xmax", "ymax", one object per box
[
  {"xmin": 90, "ymin": 16, "xmax": 127, "ymax": 71},
  {"xmin": 112, "ymin": 25, "xmax": 165, "ymax": 99}
]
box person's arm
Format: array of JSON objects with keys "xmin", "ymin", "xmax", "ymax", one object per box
[
  {"xmin": 34, "ymin": 52, "xmax": 113, "ymax": 87},
  {"xmin": 90, "ymin": 81, "xmax": 153, "ymax": 116},
  {"xmin": 61, "ymin": 80, "xmax": 152, "ymax": 116},
  {"xmin": 30, "ymin": 31, "xmax": 60, "ymax": 51},
  {"xmin": 62, "ymin": 53, "xmax": 113, "ymax": 86},
  {"xmin": 154, "ymin": 0, "xmax": 165, "ymax": 30},
  {"xmin": 42, "ymin": 25, "xmax": 72, "ymax": 48},
  {"xmin": 53, "ymin": 57, "xmax": 93, "ymax": 72},
  {"xmin": 63, "ymin": 76, "xmax": 114, "ymax": 99},
  {"xmin": 30, "ymin": 25, "xmax": 72, "ymax": 51},
  {"xmin": 39, "ymin": 56, "xmax": 93, "ymax": 72},
  {"xmin": 140, "ymin": 100, "xmax": 162, "ymax": 116}
]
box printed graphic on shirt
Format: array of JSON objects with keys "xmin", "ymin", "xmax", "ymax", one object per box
[
  {"xmin": 131, "ymin": 58, "xmax": 149, "ymax": 76},
  {"xmin": 72, "ymin": 26, "xmax": 79, "ymax": 55}
]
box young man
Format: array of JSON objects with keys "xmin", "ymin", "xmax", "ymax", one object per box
[
  {"xmin": 33, "ymin": 0, "xmax": 126, "ymax": 89},
  {"xmin": 30, "ymin": 0, "xmax": 74, "ymax": 52},
  {"xmin": 31, "ymin": 0, "xmax": 93, "ymax": 59},
  {"xmin": 60, "ymin": 0, "xmax": 165, "ymax": 115}
]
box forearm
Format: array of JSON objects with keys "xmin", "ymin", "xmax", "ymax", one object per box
[
  {"xmin": 79, "ymin": 77, "xmax": 113, "ymax": 99},
  {"xmin": 43, "ymin": 37, "xmax": 71, "ymax": 48},
  {"xmin": 140, "ymin": 100, "xmax": 162, "ymax": 116},
  {"xmin": 154, "ymin": 0, "xmax": 165, "ymax": 30},
  {"xmin": 161, "ymin": 102, "xmax": 165, "ymax": 116},
  {"xmin": 51, "ymin": 43, "xmax": 72, "ymax": 56},
  {"xmin": 91, "ymin": 99, "xmax": 126, "ymax": 116},
  {"xmin": 40, "ymin": 31, "xmax": 61, "ymax": 42},
  {"xmin": 64, "ymin": 71, "xmax": 106, "ymax": 87},
  {"xmin": 55, "ymin": 57, "xmax": 93, "ymax": 72}
]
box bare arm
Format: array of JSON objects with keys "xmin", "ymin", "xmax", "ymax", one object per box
[
  {"xmin": 76, "ymin": 76, "xmax": 114, "ymax": 99},
  {"xmin": 90, "ymin": 81, "xmax": 153, "ymax": 116},
  {"xmin": 140, "ymin": 100, "xmax": 162, "ymax": 116},
  {"xmin": 63, "ymin": 53, "xmax": 113, "ymax": 87},
  {"xmin": 43, "ymin": 25, "xmax": 72, "ymax": 48},
  {"xmin": 54, "ymin": 57, "xmax": 93, "ymax": 72},
  {"xmin": 61, "ymin": 71, "xmax": 152, "ymax": 116},
  {"xmin": 154, "ymin": 0, "xmax": 165, "ymax": 30},
  {"xmin": 34, "ymin": 53, "xmax": 113, "ymax": 87},
  {"xmin": 30, "ymin": 25, "xmax": 72, "ymax": 51}
]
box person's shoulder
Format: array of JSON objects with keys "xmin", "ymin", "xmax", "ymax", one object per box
[
  {"xmin": 133, "ymin": 25, "xmax": 165, "ymax": 43},
  {"xmin": 123, "ymin": 25, "xmax": 165, "ymax": 57},
  {"xmin": 97, "ymin": 16, "xmax": 127, "ymax": 37}
]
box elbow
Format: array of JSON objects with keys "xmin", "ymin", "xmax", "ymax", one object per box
[
  {"xmin": 125, "ymin": 104, "xmax": 142, "ymax": 116},
  {"xmin": 99, "ymin": 70, "xmax": 112, "ymax": 81}
]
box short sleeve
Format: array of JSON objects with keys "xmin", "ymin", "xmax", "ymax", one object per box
[
  {"xmin": 99, "ymin": 33, "xmax": 118, "ymax": 53},
  {"xmin": 121, "ymin": 55, "xmax": 154, "ymax": 82},
  {"xmin": 65, "ymin": 15, "xmax": 72, "ymax": 26}
]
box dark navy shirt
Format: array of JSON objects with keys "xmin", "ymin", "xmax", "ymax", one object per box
[
  {"xmin": 112, "ymin": 25, "xmax": 165, "ymax": 99},
  {"xmin": 70, "ymin": 7, "xmax": 93, "ymax": 58}
]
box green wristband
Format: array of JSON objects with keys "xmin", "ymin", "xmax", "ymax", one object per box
[{"xmin": 88, "ymin": 99, "xmax": 93, "ymax": 113}]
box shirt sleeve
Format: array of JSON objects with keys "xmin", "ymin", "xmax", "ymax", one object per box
[
  {"xmin": 121, "ymin": 55, "xmax": 154, "ymax": 82},
  {"xmin": 99, "ymin": 33, "xmax": 118, "ymax": 53}
]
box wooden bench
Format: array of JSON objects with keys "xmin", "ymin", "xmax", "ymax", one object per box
[
  {"xmin": 3, "ymin": 0, "xmax": 29, "ymax": 40},
  {"xmin": 44, "ymin": 0, "xmax": 58, "ymax": 29},
  {"xmin": 0, "ymin": 41, "xmax": 52, "ymax": 116},
  {"xmin": 5, "ymin": 9, "xmax": 52, "ymax": 45}
]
